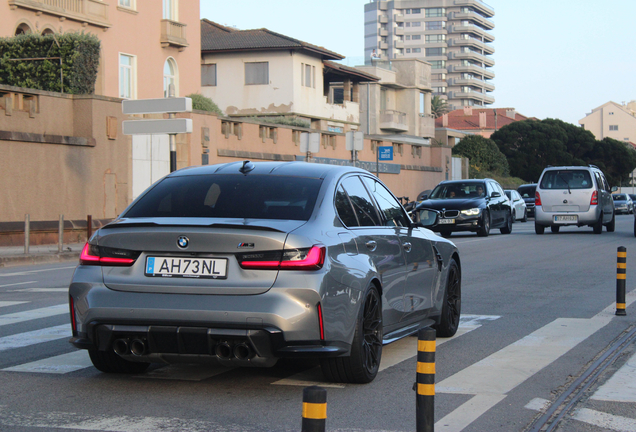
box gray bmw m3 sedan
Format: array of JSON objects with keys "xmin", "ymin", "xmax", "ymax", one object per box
[{"xmin": 69, "ymin": 161, "xmax": 461, "ymax": 383}]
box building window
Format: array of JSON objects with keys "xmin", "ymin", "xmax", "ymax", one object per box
[
  {"xmin": 202, "ymin": 64, "xmax": 217, "ymax": 86},
  {"xmin": 412, "ymin": 48, "xmax": 421, "ymax": 53},
  {"xmin": 411, "ymin": 8, "xmax": 421, "ymax": 14},
  {"xmin": 609, "ymin": 125, "xmax": 619, "ymax": 131},
  {"xmin": 429, "ymin": 60, "xmax": 446, "ymax": 69},
  {"xmin": 163, "ymin": 0, "xmax": 177, "ymax": 20},
  {"xmin": 163, "ymin": 58, "xmax": 177, "ymax": 96},
  {"xmin": 14, "ymin": 23, "xmax": 32, "ymax": 35},
  {"xmin": 119, "ymin": 53, "xmax": 135, "ymax": 99},
  {"xmin": 432, "ymin": 73, "xmax": 446, "ymax": 80},
  {"xmin": 119, "ymin": 0, "xmax": 135, "ymax": 8},
  {"xmin": 426, "ymin": 21, "xmax": 445, "ymax": 30},
  {"xmin": 609, "ymin": 112, "xmax": 614, "ymax": 115},
  {"xmin": 245, "ymin": 62, "xmax": 269, "ymax": 85},
  {"xmin": 406, "ymin": 48, "xmax": 411, "ymax": 53},
  {"xmin": 434, "ymin": 87, "xmax": 447, "ymax": 93},
  {"xmin": 411, "ymin": 21, "xmax": 421, "ymax": 27},
  {"xmin": 412, "ymin": 35, "xmax": 421, "ymax": 40},
  {"xmin": 426, "ymin": 48, "xmax": 445, "ymax": 56},
  {"xmin": 426, "ymin": 35, "xmax": 446, "ymax": 43},
  {"xmin": 405, "ymin": 35, "xmax": 411, "ymax": 40},
  {"xmin": 426, "ymin": 8, "xmax": 445, "ymax": 17},
  {"xmin": 302, "ymin": 63, "xmax": 315, "ymax": 88},
  {"xmin": 420, "ymin": 92, "xmax": 425, "ymax": 114}
]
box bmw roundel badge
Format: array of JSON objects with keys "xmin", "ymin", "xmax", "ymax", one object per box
[{"xmin": 177, "ymin": 236, "xmax": 189, "ymax": 249}]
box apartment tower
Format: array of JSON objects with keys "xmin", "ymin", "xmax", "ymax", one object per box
[{"xmin": 364, "ymin": 0, "xmax": 495, "ymax": 111}]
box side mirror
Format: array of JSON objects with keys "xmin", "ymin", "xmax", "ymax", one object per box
[
  {"xmin": 611, "ymin": 186, "xmax": 618, "ymax": 192},
  {"xmin": 415, "ymin": 208, "xmax": 439, "ymax": 228},
  {"xmin": 420, "ymin": 194, "xmax": 429, "ymax": 201},
  {"xmin": 491, "ymin": 191, "xmax": 501, "ymax": 198}
]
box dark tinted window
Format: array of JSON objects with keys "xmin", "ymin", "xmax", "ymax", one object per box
[
  {"xmin": 335, "ymin": 185, "xmax": 358, "ymax": 227},
  {"xmin": 504, "ymin": 190, "xmax": 512, "ymax": 199},
  {"xmin": 518, "ymin": 185, "xmax": 536, "ymax": 198},
  {"xmin": 124, "ymin": 175, "xmax": 322, "ymax": 220},
  {"xmin": 339, "ymin": 177, "xmax": 381, "ymax": 227},
  {"xmin": 613, "ymin": 194, "xmax": 627, "ymax": 200},
  {"xmin": 540, "ymin": 170, "xmax": 592, "ymax": 190},
  {"xmin": 361, "ymin": 177, "xmax": 410, "ymax": 227}
]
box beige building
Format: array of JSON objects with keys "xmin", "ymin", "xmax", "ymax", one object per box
[
  {"xmin": 1, "ymin": 0, "xmax": 201, "ymax": 99},
  {"xmin": 579, "ymin": 101, "xmax": 636, "ymax": 144},
  {"xmin": 200, "ymin": 20, "xmax": 378, "ymax": 132},
  {"xmin": 356, "ymin": 58, "xmax": 435, "ymax": 140},
  {"xmin": 364, "ymin": 0, "xmax": 495, "ymax": 111}
]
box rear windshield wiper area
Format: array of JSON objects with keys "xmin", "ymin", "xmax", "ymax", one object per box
[
  {"xmin": 102, "ymin": 220, "xmax": 285, "ymax": 233},
  {"xmin": 558, "ymin": 173, "xmax": 572, "ymax": 194}
]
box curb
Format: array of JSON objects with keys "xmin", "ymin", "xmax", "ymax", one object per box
[{"xmin": 0, "ymin": 252, "xmax": 80, "ymax": 268}]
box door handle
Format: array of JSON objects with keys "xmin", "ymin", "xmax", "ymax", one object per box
[
  {"xmin": 365, "ymin": 240, "xmax": 377, "ymax": 252},
  {"xmin": 402, "ymin": 242, "xmax": 412, "ymax": 253}
]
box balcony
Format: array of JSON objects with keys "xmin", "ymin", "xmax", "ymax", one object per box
[
  {"xmin": 450, "ymin": 78, "xmax": 495, "ymax": 92},
  {"xmin": 453, "ymin": 0, "xmax": 494, "ymax": 17},
  {"xmin": 8, "ymin": 0, "xmax": 110, "ymax": 28},
  {"xmin": 449, "ymin": 91, "xmax": 495, "ymax": 104},
  {"xmin": 450, "ymin": 11, "xmax": 494, "ymax": 30},
  {"xmin": 380, "ymin": 110, "xmax": 408, "ymax": 132},
  {"xmin": 379, "ymin": 28, "xmax": 388, "ymax": 37},
  {"xmin": 450, "ymin": 64, "xmax": 495, "ymax": 79},
  {"xmin": 160, "ymin": 19, "xmax": 188, "ymax": 50},
  {"xmin": 379, "ymin": 42, "xmax": 389, "ymax": 50},
  {"xmin": 394, "ymin": 14, "xmax": 404, "ymax": 23},
  {"xmin": 378, "ymin": 0, "xmax": 388, "ymax": 10},
  {"xmin": 450, "ymin": 51, "xmax": 495, "ymax": 67},
  {"xmin": 448, "ymin": 24, "xmax": 495, "ymax": 42},
  {"xmin": 379, "ymin": 15, "xmax": 388, "ymax": 24},
  {"xmin": 394, "ymin": 40, "xmax": 404, "ymax": 49},
  {"xmin": 395, "ymin": 27, "xmax": 404, "ymax": 36},
  {"xmin": 448, "ymin": 37, "xmax": 495, "ymax": 55}
]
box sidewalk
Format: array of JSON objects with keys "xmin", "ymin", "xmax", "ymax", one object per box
[{"xmin": 0, "ymin": 242, "xmax": 84, "ymax": 267}]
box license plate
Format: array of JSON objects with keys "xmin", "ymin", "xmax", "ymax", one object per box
[
  {"xmin": 145, "ymin": 257, "xmax": 228, "ymax": 279},
  {"xmin": 438, "ymin": 218, "xmax": 455, "ymax": 224},
  {"xmin": 554, "ymin": 215, "xmax": 577, "ymax": 223}
]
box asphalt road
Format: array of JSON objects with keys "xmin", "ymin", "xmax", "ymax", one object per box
[{"xmin": 0, "ymin": 216, "xmax": 635, "ymax": 432}]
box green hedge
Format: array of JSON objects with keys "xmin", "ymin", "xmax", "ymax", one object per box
[{"xmin": 0, "ymin": 32, "xmax": 100, "ymax": 94}]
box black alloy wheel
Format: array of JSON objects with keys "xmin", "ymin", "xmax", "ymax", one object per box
[
  {"xmin": 321, "ymin": 285, "xmax": 383, "ymax": 383},
  {"xmin": 606, "ymin": 211, "xmax": 615, "ymax": 232},
  {"xmin": 593, "ymin": 213, "xmax": 603, "ymax": 234},
  {"xmin": 435, "ymin": 258, "xmax": 461, "ymax": 337},
  {"xmin": 522, "ymin": 209, "xmax": 528, "ymax": 223},
  {"xmin": 500, "ymin": 211, "xmax": 512, "ymax": 234},
  {"xmin": 477, "ymin": 210, "xmax": 490, "ymax": 237},
  {"xmin": 535, "ymin": 223, "xmax": 545, "ymax": 234}
]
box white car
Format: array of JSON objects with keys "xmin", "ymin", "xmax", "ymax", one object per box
[{"xmin": 505, "ymin": 189, "xmax": 528, "ymax": 222}]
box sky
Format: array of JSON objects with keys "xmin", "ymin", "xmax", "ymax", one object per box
[{"xmin": 200, "ymin": 0, "xmax": 636, "ymax": 126}]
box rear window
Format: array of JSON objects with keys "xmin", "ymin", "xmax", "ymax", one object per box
[
  {"xmin": 539, "ymin": 170, "xmax": 593, "ymax": 190},
  {"xmin": 124, "ymin": 175, "xmax": 322, "ymax": 220},
  {"xmin": 613, "ymin": 194, "xmax": 627, "ymax": 200},
  {"xmin": 518, "ymin": 185, "xmax": 536, "ymax": 198}
]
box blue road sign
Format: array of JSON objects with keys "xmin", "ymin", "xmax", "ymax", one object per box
[{"xmin": 378, "ymin": 146, "xmax": 393, "ymax": 161}]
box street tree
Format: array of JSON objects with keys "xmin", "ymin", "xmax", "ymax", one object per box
[
  {"xmin": 452, "ymin": 135, "xmax": 509, "ymax": 177},
  {"xmin": 431, "ymin": 96, "xmax": 450, "ymax": 118}
]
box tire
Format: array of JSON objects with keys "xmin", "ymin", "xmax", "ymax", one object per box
[
  {"xmin": 633, "ymin": 217, "xmax": 636, "ymax": 237},
  {"xmin": 522, "ymin": 210, "xmax": 528, "ymax": 223},
  {"xmin": 435, "ymin": 258, "xmax": 461, "ymax": 338},
  {"xmin": 535, "ymin": 223, "xmax": 545, "ymax": 234},
  {"xmin": 88, "ymin": 348, "xmax": 150, "ymax": 374},
  {"xmin": 593, "ymin": 212, "xmax": 603, "ymax": 234},
  {"xmin": 476, "ymin": 210, "xmax": 490, "ymax": 237},
  {"xmin": 500, "ymin": 211, "xmax": 512, "ymax": 234},
  {"xmin": 321, "ymin": 285, "xmax": 383, "ymax": 384},
  {"xmin": 551, "ymin": 225, "xmax": 560, "ymax": 233},
  {"xmin": 606, "ymin": 211, "xmax": 615, "ymax": 232}
]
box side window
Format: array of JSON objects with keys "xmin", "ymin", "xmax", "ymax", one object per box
[
  {"xmin": 601, "ymin": 173, "xmax": 610, "ymax": 191},
  {"xmin": 486, "ymin": 182, "xmax": 495, "ymax": 196},
  {"xmin": 339, "ymin": 177, "xmax": 381, "ymax": 227},
  {"xmin": 361, "ymin": 177, "xmax": 410, "ymax": 227},
  {"xmin": 594, "ymin": 171, "xmax": 604, "ymax": 191},
  {"xmin": 335, "ymin": 185, "xmax": 358, "ymax": 227}
]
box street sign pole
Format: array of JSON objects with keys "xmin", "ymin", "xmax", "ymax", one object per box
[{"xmin": 168, "ymin": 85, "xmax": 177, "ymax": 172}]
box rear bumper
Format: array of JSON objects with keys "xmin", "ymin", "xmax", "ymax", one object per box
[{"xmin": 535, "ymin": 206, "xmax": 600, "ymax": 226}]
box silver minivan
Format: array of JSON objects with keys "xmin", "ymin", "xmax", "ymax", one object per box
[{"xmin": 534, "ymin": 165, "xmax": 616, "ymax": 234}]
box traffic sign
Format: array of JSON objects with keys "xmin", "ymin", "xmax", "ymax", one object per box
[
  {"xmin": 122, "ymin": 97, "xmax": 192, "ymax": 115},
  {"xmin": 300, "ymin": 132, "xmax": 320, "ymax": 153},
  {"xmin": 378, "ymin": 146, "xmax": 393, "ymax": 161},
  {"xmin": 345, "ymin": 131, "xmax": 364, "ymax": 151},
  {"xmin": 123, "ymin": 118, "xmax": 193, "ymax": 135}
]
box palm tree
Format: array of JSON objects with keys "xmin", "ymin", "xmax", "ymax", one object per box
[{"xmin": 431, "ymin": 95, "xmax": 450, "ymax": 118}]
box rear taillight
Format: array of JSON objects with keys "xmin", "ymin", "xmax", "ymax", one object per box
[
  {"xmin": 69, "ymin": 295, "xmax": 77, "ymax": 335},
  {"xmin": 238, "ymin": 245, "xmax": 326, "ymax": 270},
  {"xmin": 590, "ymin": 191, "xmax": 598, "ymax": 205},
  {"xmin": 79, "ymin": 243, "xmax": 139, "ymax": 266},
  {"xmin": 535, "ymin": 191, "xmax": 542, "ymax": 207}
]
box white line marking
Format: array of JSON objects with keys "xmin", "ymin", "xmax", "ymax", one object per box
[
  {"xmin": 572, "ymin": 408, "xmax": 636, "ymax": 432},
  {"xmin": 435, "ymin": 394, "xmax": 506, "ymax": 432},
  {"xmin": 0, "ymin": 301, "xmax": 28, "ymax": 308},
  {"xmin": 0, "ymin": 266, "xmax": 76, "ymax": 277},
  {"xmin": 3, "ymin": 350, "xmax": 92, "ymax": 374},
  {"xmin": 0, "ymin": 304, "xmax": 67, "ymax": 327},
  {"xmin": 591, "ymin": 348, "xmax": 636, "ymax": 402},
  {"xmin": 10, "ymin": 288, "xmax": 68, "ymax": 292},
  {"xmin": 524, "ymin": 397, "xmax": 551, "ymax": 412},
  {"xmin": 0, "ymin": 281, "xmax": 36, "ymax": 288},
  {"xmin": 0, "ymin": 324, "xmax": 70, "ymax": 352}
]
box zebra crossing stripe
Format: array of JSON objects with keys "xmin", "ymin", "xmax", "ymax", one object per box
[
  {"xmin": 0, "ymin": 301, "xmax": 28, "ymax": 308},
  {"xmin": 0, "ymin": 324, "xmax": 70, "ymax": 352},
  {"xmin": 3, "ymin": 350, "xmax": 92, "ymax": 374},
  {"xmin": 0, "ymin": 304, "xmax": 67, "ymax": 327}
]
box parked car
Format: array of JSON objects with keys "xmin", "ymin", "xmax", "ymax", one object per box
[
  {"xmin": 629, "ymin": 194, "xmax": 636, "ymax": 204},
  {"xmin": 68, "ymin": 161, "xmax": 461, "ymax": 384},
  {"xmin": 612, "ymin": 193, "xmax": 634, "ymax": 214},
  {"xmin": 534, "ymin": 165, "xmax": 616, "ymax": 234},
  {"xmin": 415, "ymin": 179, "xmax": 513, "ymax": 237},
  {"xmin": 505, "ymin": 189, "xmax": 528, "ymax": 222},
  {"xmin": 517, "ymin": 184, "xmax": 537, "ymax": 218}
]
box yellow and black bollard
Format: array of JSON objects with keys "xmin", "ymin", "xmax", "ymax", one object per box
[
  {"xmin": 416, "ymin": 327, "xmax": 436, "ymax": 432},
  {"xmin": 616, "ymin": 246, "xmax": 627, "ymax": 316},
  {"xmin": 301, "ymin": 386, "xmax": 327, "ymax": 432}
]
